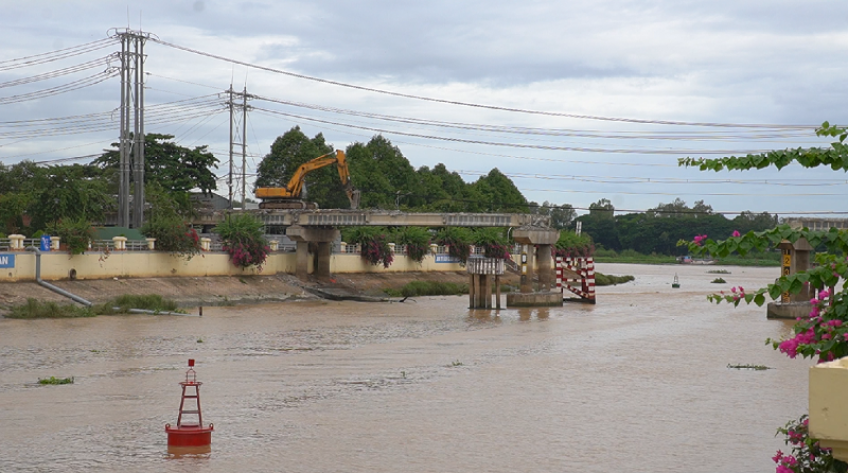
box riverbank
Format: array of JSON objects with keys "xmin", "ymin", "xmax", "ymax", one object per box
[{"xmin": 0, "ymin": 271, "xmax": 523, "ymax": 314}]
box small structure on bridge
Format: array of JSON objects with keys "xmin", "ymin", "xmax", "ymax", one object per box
[{"xmin": 467, "ymin": 257, "xmax": 504, "ymax": 309}]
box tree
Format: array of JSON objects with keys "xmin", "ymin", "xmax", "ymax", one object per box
[
  {"xmin": 95, "ymin": 133, "xmax": 219, "ymax": 194},
  {"xmin": 346, "ymin": 135, "xmax": 422, "ymax": 210},
  {"xmin": 471, "ymin": 168, "xmax": 529, "ymax": 212},
  {"xmin": 28, "ymin": 164, "xmax": 111, "ymax": 231},
  {"xmin": 588, "ymin": 198, "xmax": 615, "ymax": 218},
  {"xmin": 680, "ymin": 122, "xmax": 848, "ymax": 471}
]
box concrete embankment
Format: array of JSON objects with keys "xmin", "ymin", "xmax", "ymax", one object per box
[{"xmin": 0, "ymin": 271, "xmax": 514, "ymax": 313}]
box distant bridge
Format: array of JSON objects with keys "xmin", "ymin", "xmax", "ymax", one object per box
[{"xmin": 193, "ymin": 209, "xmax": 551, "ymax": 228}]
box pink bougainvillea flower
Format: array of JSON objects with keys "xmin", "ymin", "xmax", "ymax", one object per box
[
  {"xmin": 692, "ymin": 234, "xmax": 708, "ymax": 246},
  {"xmin": 732, "ymin": 230, "xmax": 741, "ymax": 237}
]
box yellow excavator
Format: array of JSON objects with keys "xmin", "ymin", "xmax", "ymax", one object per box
[{"xmin": 255, "ymin": 149, "xmax": 360, "ymax": 210}]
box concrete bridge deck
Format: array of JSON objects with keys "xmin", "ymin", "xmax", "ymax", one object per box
[{"xmin": 193, "ymin": 209, "xmax": 551, "ymax": 228}]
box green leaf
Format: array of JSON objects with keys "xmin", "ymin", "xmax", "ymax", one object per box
[{"xmin": 754, "ymin": 293, "xmax": 765, "ymax": 306}]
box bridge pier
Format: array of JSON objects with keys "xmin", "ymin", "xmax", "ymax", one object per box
[
  {"xmin": 286, "ymin": 225, "xmax": 340, "ymax": 280},
  {"xmin": 508, "ymin": 227, "xmax": 561, "ymax": 307}
]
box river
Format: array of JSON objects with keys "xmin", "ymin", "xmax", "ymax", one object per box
[{"xmin": 0, "ymin": 263, "xmax": 809, "ymax": 472}]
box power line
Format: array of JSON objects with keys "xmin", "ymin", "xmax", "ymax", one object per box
[
  {"xmin": 252, "ymin": 106, "xmax": 774, "ymax": 155},
  {"xmin": 149, "ymin": 37, "xmax": 816, "ymax": 130},
  {"xmin": 0, "ymin": 37, "xmax": 118, "ymax": 71}
]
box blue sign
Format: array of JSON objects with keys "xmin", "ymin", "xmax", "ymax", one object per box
[
  {"xmin": 40, "ymin": 235, "xmax": 51, "ymax": 252},
  {"xmin": 435, "ymin": 254, "xmax": 461, "ymax": 263},
  {"xmin": 0, "ymin": 254, "xmax": 14, "ymax": 268}
]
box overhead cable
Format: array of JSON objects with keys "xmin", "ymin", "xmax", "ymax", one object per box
[
  {"xmin": 0, "ymin": 38, "xmax": 118, "ymax": 71},
  {"xmin": 150, "ymin": 37, "xmax": 815, "ymax": 130}
]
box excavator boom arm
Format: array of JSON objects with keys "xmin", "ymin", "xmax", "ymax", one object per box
[{"xmin": 255, "ymin": 150, "xmax": 359, "ymax": 209}]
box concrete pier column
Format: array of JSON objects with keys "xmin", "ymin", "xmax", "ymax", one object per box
[
  {"xmin": 538, "ymin": 244, "xmax": 553, "ymax": 291},
  {"xmin": 315, "ymin": 242, "xmax": 332, "ymax": 278},
  {"xmin": 508, "ymin": 227, "xmax": 562, "ymax": 308},
  {"xmin": 286, "ymin": 225, "xmax": 340, "ymax": 281},
  {"xmin": 145, "ymin": 238, "xmax": 156, "ymax": 250},
  {"xmin": 520, "ymin": 245, "xmax": 534, "ymax": 293},
  {"xmin": 295, "ymin": 241, "xmax": 309, "ymax": 279}
]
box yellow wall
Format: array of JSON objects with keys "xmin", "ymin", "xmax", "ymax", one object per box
[
  {"xmin": 0, "ymin": 250, "xmax": 478, "ymax": 281},
  {"xmin": 810, "ymin": 357, "xmax": 848, "ymax": 462}
]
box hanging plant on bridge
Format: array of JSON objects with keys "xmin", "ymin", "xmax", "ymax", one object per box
[
  {"xmin": 214, "ymin": 213, "xmax": 270, "ymax": 270},
  {"xmin": 554, "ymin": 231, "xmax": 594, "ymax": 258},
  {"xmin": 435, "ymin": 227, "xmax": 473, "ymax": 264},
  {"xmin": 679, "ymin": 121, "xmax": 848, "ymax": 473},
  {"xmin": 474, "ymin": 227, "xmax": 510, "ymax": 259},
  {"xmin": 394, "ymin": 226, "xmax": 430, "ymax": 263},
  {"xmin": 344, "ymin": 226, "xmax": 394, "ymax": 268}
]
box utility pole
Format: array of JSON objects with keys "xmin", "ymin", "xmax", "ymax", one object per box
[
  {"xmin": 227, "ymin": 85, "xmax": 234, "ymax": 209},
  {"xmin": 114, "ymin": 28, "xmax": 149, "ymax": 228},
  {"xmin": 224, "ymin": 86, "xmax": 252, "ymax": 209},
  {"xmin": 242, "ymin": 86, "xmax": 248, "ymax": 210}
]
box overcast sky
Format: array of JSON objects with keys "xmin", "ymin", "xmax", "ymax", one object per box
[{"xmin": 2, "ymin": 1, "xmax": 848, "ymax": 217}]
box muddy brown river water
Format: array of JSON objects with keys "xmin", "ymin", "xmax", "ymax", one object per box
[{"xmin": 0, "ymin": 264, "xmax": 810, "ymax": 472}]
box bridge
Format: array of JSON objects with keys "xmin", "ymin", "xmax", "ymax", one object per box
[
  {"xmin": 192, "ymin": 209, "xmax": 550, "ymax": 228},
  {"xmin": 192, "ymin": 209, "xmax": 556, "ymax": 281}
]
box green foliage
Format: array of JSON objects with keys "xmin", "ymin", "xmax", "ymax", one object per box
[
  {"xmin": 38, "ymin": 376, "xmax": 74, "ymax": 385},
  {"xmin": 6, "ymin": 298, "xmax": 94, "ymax": 319},
  {"xmin": 343, "ymin": 226, "xmax": 394, "ymax": 268},
  {"xmin": 680, "ymin": 122, "xmax": 848, "ymax": 173},
  {"xmin": 594, "ymin": 273, "xmax": 635, "ymax": 286},
  {"xmin": 27, "ymin": 164, "xmax": 111, "ymax": 231},
  {"xmin": 534, "ymin": 201, "xmax": 576, "ymax": 229},
  {"xmin": 681, "ymin": 122, "xmax": 848, "ymax": 471},
  {"xmin": 470, "ymin": 168, "xmax": 529, "ymax": 212},
  {"xmin": 51, "ymin": 218, "xmax": 93, "ymax": 255},
  {"xmin": 96, "ymin": 133, "xmax": 219, "ymax": 194},
  {"xmin": 727, "ymin": 364, "xmax": 770, "ymax": 370},
  {"xmin": 346, "ymin": 135, "xmax": 422, "ymax": 210},
  {"xmin": 554, "ymin": 231, "xmax": 594, "ymax": 257},
  {"xmin": 390, "ymin": 280, "xmax": 469, "ymax": 297},
  {"xmin": 711, "ymin": 278, "xmax": 727, "ymax": 284},
  {"xmin": 95, "ymin": 294, "xmax": 180, "ymax": 314},
  {"xmin": 141, "ymin": 216, "xmax": 200, "ymax": 259},
  {"xmin": 436, "ymin": 227, "xmax": 474, "ymax": 264},
  {"xmin": 394, "ymin": 226, "xmax": 431, "ymax": 263},
  {"xmin": 214, "ymin": 213, "xmax": 269, "ymax": 269},
  {"xmin": 474, "ymin": 227, "xmax": 510, "ymax": 259}
]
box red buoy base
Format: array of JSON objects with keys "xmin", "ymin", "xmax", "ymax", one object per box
[{"xmin": 165, "ymin": 423, "xmax": 213, "ymax": 448}]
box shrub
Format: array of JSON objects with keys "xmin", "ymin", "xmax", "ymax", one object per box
[
  {"xmin": 344, "ymin": 227, "xmax": 394, "ymax": 268},
  {"xmin": 436, "ymin": 227, "xmax": 474, "ymax": 264},
  {"xmin": 52, "ymin": 218, "xmax": 93, "ymax": 255},
  {"xmin": 141, "ymin": 215, "xmax": 200, "ymax": 260},
  {"xmin": 214, "ymin": 213, "xmax": 269, "ymax": 270},
  {"xmin": 6, "ymin": 298, "xmax": 94, "ymax": 319},
  {"xmin": 474, "ymin": 227, "xmax": 510, "ymax": 259},
  {"xmin": 554, "ymin": 231, "xmax": 594, "ymax": 258},
  {"xmin": 395, "ymin": 227, "xmax": 430, "ymax": 263}
]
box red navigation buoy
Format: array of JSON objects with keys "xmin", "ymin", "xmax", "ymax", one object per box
[{"xmin": 165, "ymin": 359, "xmax": 213, "ymax": 449}]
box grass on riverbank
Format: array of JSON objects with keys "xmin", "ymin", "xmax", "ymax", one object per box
[
  {"xmin": 4, "ymin": 294, "xmax": 181, "ymax": 319},
  {"xmin": 595, "ymin": 273, "xmax": 635, "ymax": 286}
]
